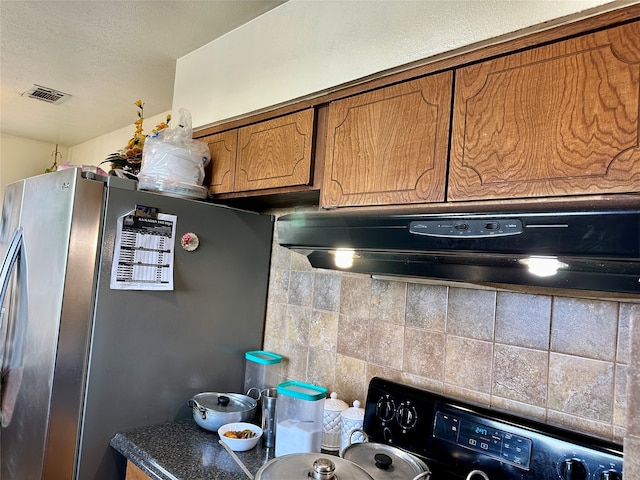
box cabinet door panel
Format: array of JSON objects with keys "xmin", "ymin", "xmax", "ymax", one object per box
[
  {"xmin": 125, "ymin": 461, "xmax": 151, "ymax": 480},
  {"xmin": 235, "ymin": 109, "xmax": 314, "ymax": 191},
  {"xmin": 322, "ymin": 73, "xmax": 452, "ymax": 208},
  {"xmin": 449, "ymin": 22, "xmax": 640, "ymax": 201},
  {"xmin": 204, "ymin": 130, "xmax": 238, "ymax": 194}
]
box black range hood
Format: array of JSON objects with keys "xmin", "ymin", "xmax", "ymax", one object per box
[{"xmin": 277, "ymin": 209, "xmax": 640, "ymax": 295}]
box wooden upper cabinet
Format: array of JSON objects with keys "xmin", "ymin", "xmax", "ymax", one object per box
[
  {"xmin": 235, "ymin": 108, "xmax": 315, "ymax": 192},
  {"xmin": 449, "ymin": 21, "xmax": 640, "ymax": 202},
  {"xmin": 321, "ymin": 73, "xmax": 453, "ymax": 208},
  {"xmin": 204, "ymin": 129, "xmax": 238, "ymax": 194}
]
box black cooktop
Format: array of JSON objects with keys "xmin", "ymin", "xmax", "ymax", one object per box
[{"xmin": 362, "ymin": 377, "xmax": 623, "ymax": 480}]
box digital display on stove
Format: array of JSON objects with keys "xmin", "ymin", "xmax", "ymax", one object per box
[{"xmin": 434, "ymin": 411, "xmax": 532, "ymax": 469}]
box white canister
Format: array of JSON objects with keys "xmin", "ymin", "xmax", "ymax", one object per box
[
  {"xmin": 322, "ymin": 392, "xmax": 348, "ymax": 451},
  {"xmin": 340, "ymin": 400, "xmax": 365, "ymax": 455}
]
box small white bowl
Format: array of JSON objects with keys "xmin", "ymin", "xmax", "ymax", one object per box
[{"xmin": 218, "ymin": 422, "xmax": 263, "ymax": 451}]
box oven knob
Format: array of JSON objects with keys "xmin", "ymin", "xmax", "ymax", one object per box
[
  {"xmin": 396, "ymin": 402, "xmax": 418, "ymax": 430},
  {"xmin": 382, "ymin": 426, "xmax": 393, "ymax": 443},
  {"xmin": 560, "ymin": 458, "xmax": 588, "ymax": 480},
  {"xmin": 600, "ymin": 470, "xmax": 621, "ymax": 480},
  {"xmin": 376, "ymin": 396, "xmax": 396, "ymax": 422}
]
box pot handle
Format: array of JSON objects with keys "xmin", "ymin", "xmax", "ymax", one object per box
[
  {"xmin": 411, "ymin": 472, "xmax": 432, "ymax": 480},
  {"xmin": 246, "ymin": 387, "xmax": 262, "ymax": 400},
  {"xmin": 187, "ymin": 398, "xmax": 208, "ymax": 420},
  {"xmin": 347, "ymin": 428, "xmax": 369, "ymax": 447}
]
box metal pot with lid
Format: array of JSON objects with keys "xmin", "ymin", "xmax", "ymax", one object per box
[
  {"xmin": 341, "ymin": 431, "xmax": 431, "ymax": 480},
  {"xmin": 255, "ymin": 453, "xmax": 375, "ymax": 480},
  {"xmin": 188, "ymin": 392, "xmax": 257, "ymax": 432}
]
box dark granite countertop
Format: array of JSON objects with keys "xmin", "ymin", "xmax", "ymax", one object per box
[{"xmin": 110, "ymin": 418, "xmax": 275, "ymax": 480}]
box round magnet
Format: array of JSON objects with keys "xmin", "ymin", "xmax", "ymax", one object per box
[{"xmin": 181, "ymin": 232, "xmax": 199, "ymax": 251}]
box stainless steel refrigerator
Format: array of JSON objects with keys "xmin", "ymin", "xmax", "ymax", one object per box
[{"xmin": 0, "ymin": 168, "xmax": 274, "ymax": 479}]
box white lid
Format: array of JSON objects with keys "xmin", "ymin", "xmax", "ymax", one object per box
[
  {"xmin": 324, "ymin": 392, "xmax": 348, "ymax": 413},
  {"xmin": 137, "ymin": 176, "xmax": 207, "ymax": 199},
  {"xmin": 340, "ymin": 400, "xmax": 364, "ymax": 420},
  {"xmin": 255, "ymin": 453, "xmax": 374, "ymax": 480}
]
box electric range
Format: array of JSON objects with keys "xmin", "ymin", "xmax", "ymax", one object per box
[{"xmin": 362, "ymin": 377, "xmax": 623, "ymax": 480}]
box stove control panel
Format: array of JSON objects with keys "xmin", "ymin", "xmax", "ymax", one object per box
[
  {"xmin": 431, "ymin": 405, "xmax": 623, "ymax": 479},
  {"xmin": 433, "ymin": 411, "xmax": 533, "ymax": 469},
  {"xmin": 363, "ymin": 377, "xmax": 623, "ymax": 480}
]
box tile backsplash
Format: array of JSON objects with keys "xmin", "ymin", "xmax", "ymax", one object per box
[{"xmin": 263, "ymin": 209, "xmax": 639, "ymax": 449}]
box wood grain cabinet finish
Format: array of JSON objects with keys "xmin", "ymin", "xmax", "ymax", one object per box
[
  {"xmin": 204, "ymin": 129, "xmax": 238, "ymax": 194},
  {"xmin": 203, "ymin": 109, "xmax": 315, "ymax": 195},
  {"xmin": 321, "ymin": 73, "xmax": 453, "ymax": 208},
  {"xmin": 235, "ymin": 108, "xmax": 315, "ymax": 192},
  {"xmin": 449, "ymin": 21, "xmax": 640, "ymax": 201},
  {"xmin": 125, "ymin": 461, "xmax": 151, "ymax": 480}
]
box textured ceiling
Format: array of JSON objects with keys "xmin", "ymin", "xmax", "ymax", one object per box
[{"xmin": 0, "ymin": 0, "xmax": 286, "ymax": 147}]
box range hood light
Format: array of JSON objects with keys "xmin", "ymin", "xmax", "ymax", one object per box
[
  {"xmin": 334, "ymin": 248, "xmax": 356, "ymax": 269},
  {"xmin": 519, "ymin": 256, "xmax": 568, "ymax": 277}
]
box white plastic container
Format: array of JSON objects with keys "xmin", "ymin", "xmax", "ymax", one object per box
[
  {"xmin": 244, "ymin": 351, "xmax": 282, "ymax": 396},
  {"xmin": 322, "ymin": 392, "xmax": 348, "ymax": 451},
  {"xmin": 275, "ymin": 381, "xmax": 327, "ymax": 457}
]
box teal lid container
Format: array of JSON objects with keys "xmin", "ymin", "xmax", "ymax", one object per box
[
  {"xmin": 245, "ymin": 350, "xmax": 282, "ymax": 365},
  {"xmin": 276, "ymin": 381, "xmax": 327, "ymax": 401},
  {"xmin": 244, "ymin": 350, "xmax": 282, "ymax": 395},
  {"xmin": 275, "ymin": 381, "xmax": 327, "ymax": 457}
]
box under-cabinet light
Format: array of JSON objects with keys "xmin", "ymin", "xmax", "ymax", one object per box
[
  {"xmin": 334, "ymin": 248, "xmax": 355, "ymax": 269},
  {"xmin": 519, "ymin": 256, "xmax": 568, "ymax": 277}
]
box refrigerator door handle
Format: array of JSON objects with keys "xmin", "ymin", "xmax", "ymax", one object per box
[
  {"xmin": 0, "ymin": 227, "xmax": 24, "ymax": 316},
  {"xmin": 0, "ymin": 226, "xmax": 29, "ymax": 427},
  {"xmin": 0, "ymin": 227, "xmax": 24, "ymax": 352}
]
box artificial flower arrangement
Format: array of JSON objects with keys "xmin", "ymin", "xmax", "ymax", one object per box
[{"xmin": 103, "ymin": 100, "xmax": 171, "ymax": 175}]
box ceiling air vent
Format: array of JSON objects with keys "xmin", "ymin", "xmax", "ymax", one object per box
[{"xmin": 23, "ymin": 85, "xmax": 71, "ymax": 104}]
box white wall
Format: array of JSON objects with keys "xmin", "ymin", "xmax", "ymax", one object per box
[
  {"xmin": 0, "ymin": 110, "xmax": 170, "ymax": 200},
  {"xmin": 174, "ymin": 0, "xmax": 631, "ymax": 131},
  {"xmin": 67, "ymin": 110, "xmax": 171, "ymax": 168},
  {"xmin": 0, "ymin": 134, "xmax": 68, "ymax": 199}
]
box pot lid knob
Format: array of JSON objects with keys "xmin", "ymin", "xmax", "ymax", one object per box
[
  {"xmin": 217, "ymin": 395, "xmax": 230, "ymax": 407},
  {"xmin": 374, "ymin": 453, "xmax": 393, "ymax": 470},
  {"xmin": 312, "ymin": 458, "xmax": 336, "ymax": 480}
]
